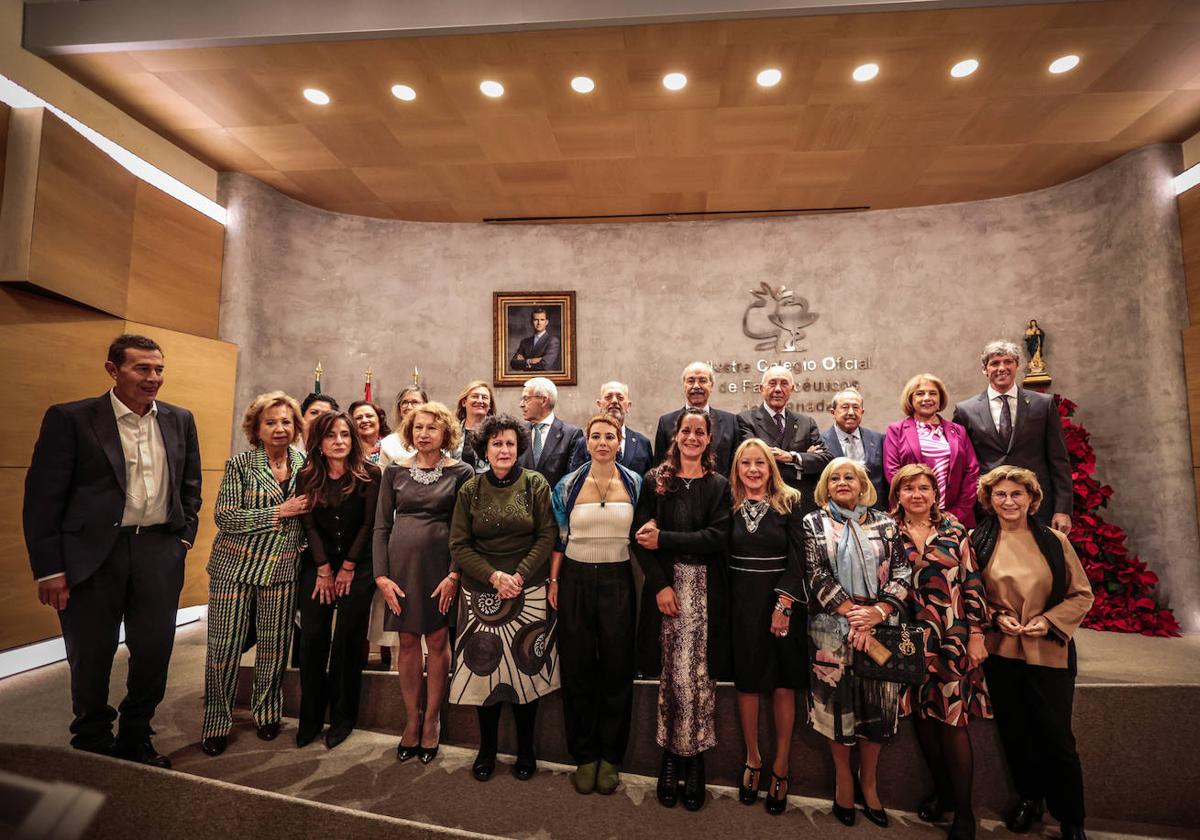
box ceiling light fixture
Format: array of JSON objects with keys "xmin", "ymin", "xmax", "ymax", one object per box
[
  {"xmin": 571, "ymin": 76, "xmax": 595, "ymax": 93},
  {"xmin": 391, "ymin": 84, "xmax": 416, "ymax": 101},
  {"xmin": 950, "ymin": 59, "xmax": 979, "ymax": 78},
  {"xmin": 852, "ymin": 63, "xmax": 879, "ymax": 82},
  {"xmin": 303, "ymin": 88, "xmax": 330, "ymax": 105},
  {"xmin": 1048, "ymin": 54, "xmax": 1080, "ymax": 74},
  {"xmin": 662, "ymin": 72, "xmax": 688, "ymax": 91},
  {"xmin": 756, "ymin": 68, "xmax": 782, "ymax": 87},
  {"xmin": 480, "ymin": 80, "xmax": 505, "ymax": 97}
]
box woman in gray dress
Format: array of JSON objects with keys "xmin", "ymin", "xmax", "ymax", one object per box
[{"xmin": 373, "ymin": 401, "xmax": 473, "ymax": 763}]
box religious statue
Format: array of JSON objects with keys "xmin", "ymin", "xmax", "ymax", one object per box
[{"xmin": 1022, "ymin": 319, "xmax": 1051, "ymax": 388}]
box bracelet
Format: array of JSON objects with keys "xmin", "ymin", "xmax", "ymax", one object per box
[
  {"xmin": 317, "ymin": 572, "xmax": 333, "ymax": 579},
  {"xmin": 549, "ymin": 577, "xmax": 559, "ymax": 584},
  {"xmin": 774, "ymin": 602, "xmax": 792, "ymax": 617},
  {"xmin": 873, "ymin": 604, "xmax": 889, "ymax": 622}
]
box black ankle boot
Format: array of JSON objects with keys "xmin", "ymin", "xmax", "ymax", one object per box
[
  {"xmin": 682, "ymin": 752, "xmax": 706, "ymax": 811},
  {"xmin": 656, "ymin": 751, "xmax": 680, "ymax": 807},
  {"xmin": 948, "ymin": 815, "xmax": 976, "ymax": 840}
]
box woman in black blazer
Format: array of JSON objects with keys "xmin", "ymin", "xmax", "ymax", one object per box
[{"xmin": 295, "ymin": 411, "xmax": 381, "ymax": 749}]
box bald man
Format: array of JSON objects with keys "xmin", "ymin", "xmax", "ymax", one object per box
[
  {"xmin": 568, "ymin": 381, "xmax": 653, "ymax": 476},
  {"xmin": 653, "ymin": 362, "xmax": 739, "ymax": 476},
  {"xmin": 736, "ymin": 365, "xmax": 830, "ymax": 514}
]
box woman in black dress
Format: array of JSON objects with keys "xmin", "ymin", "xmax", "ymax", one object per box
[
  {"xmin": 728, "ymin": 438, "xmax": 808, "ymax": 815},
  {"xmin": 633, "ymin": 407, "xmax": 732, "ymax": 812},
  {"xmin": 373, "ymin": 402, "xmax": 474, "ymax": 763},
  {"xmin": 295, "ymin": 411, "xmax": 381, "ymax": 749}
]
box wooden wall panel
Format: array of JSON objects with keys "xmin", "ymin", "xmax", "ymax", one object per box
[
  {"xmin": 0, "ymin": 103, "xmax": 9, "ymax": 206},
  {"xmin": 1185, "ymin": 324, "xmax": 1200, "ymax": 468},
  {"xmin": 1181, "ymin": 186, "xmax": 1200, "ymax": 327},
  {"xmin": 123, "ymin": 320, "xmax": 238, "ymax": 470},
  {"xmin": 26, "ymin": 112, "xmax": 137, "ymax": 315},
  {"xmin": 0, "ymin": 468, "xmax": 61, "ymax": 650},
  {"xmin": 126, "ymin": 180, "xmax": 224, "ymax": 338},
  {"xmin": 0, "ymin": 288, "xmax": 121, "ymax": 467}
]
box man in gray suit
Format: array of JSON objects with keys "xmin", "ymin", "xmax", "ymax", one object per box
[
  {"xmin": 820, "ymin": 388, "xmax": 888, "ymax": 510},
  {"xmin": 510, "ymin": 307, "xmax": 562, "ymax": 372},
  {"xmin": 517, "ymin": 376, "xmax": 582, "ymax": 490},
  {"xmin": 736, "ymin": 365, "xmax": 830, "ymax": 514},
  {"xmin": 952, "ymin": 339, "xmax": 1073, "ymax": 532}
]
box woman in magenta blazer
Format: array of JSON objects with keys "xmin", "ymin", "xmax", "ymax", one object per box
[{"xmin": 883, "ymin": 374, "xmax": 980, "ymax": 527}]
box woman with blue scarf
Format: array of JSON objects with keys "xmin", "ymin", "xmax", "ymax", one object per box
[
  {"xmin": 549, "ymin": 414, "xmax": 643, "ymax": 796},
  {"xmin": 801, "ymin": 457, "xmax": 912, "ymax": 828}
]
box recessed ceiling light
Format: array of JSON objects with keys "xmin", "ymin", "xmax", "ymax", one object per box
[
  {"xmin": 852, "ymin": 63, "xmax": 879, "ymax": 82},
  {"xmin": 1048, "ymin": 54, "xmax": 1080, "ymax": 74},
  {"xmin": 391, "ymin": 84, "xmax": 416, "ymax": 101},
  {"xmin": 950, "ymin": 59, "xmax": 979, "ymax": 78},
  {"xmin": 480, "ymin": 80, "xmax": 504, "ymax": 98},
  {"xmin": 662, "ymin": 72, "xmax": 688, "ymax": 91},
  {"xmin": 302, "ymin": 88, "xmax": 330, "ymax": 105},
  {"xmin": 571, "ymin": 76, "xmax": 595, "ymax": 94},
  {"xmin": 756, "ymin": 68, "xmax": 782, "ymax": 87}
]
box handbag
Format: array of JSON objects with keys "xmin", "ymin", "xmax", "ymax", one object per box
[{"xmin": 852, "ymin": 623, "xmax": 926, "ymax": 686}]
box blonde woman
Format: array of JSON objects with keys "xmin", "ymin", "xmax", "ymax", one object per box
[
  {"xmin": 728, "ymin": 439, "xmax": 808, "ymax": 815},
  {"xmin": 804, "ymin": 457, "xmax": 912, "ymax": 827}
]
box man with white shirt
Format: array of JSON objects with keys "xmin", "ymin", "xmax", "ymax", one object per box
[
  {"xmin": 23, "ymin": 334, "xmax": 202, "ymax": 766},
  {"xmin": 953, "ymin": 339, "xmax": 1072, "ymax": 532},
  {"xmin": 510, "ymin": 306, "xmax": 562, "ymax": 372},
  {"xmin": 517, "ymin": 376, "xmax": 582, "ymax": 489},
  {"xmin": 735, "ymin": 365, "xmax": 830, "ymax": 514},
  {"xmin": 820, "ymin": 388, "xmax": 888, "ymax": 510},
  {"xmin": 653, "ymin": 361, "xmax": 740, "ymax": 475},
  {"xmin": 567, "ymin": 381, "xmax": 653, "ymax": 476}
]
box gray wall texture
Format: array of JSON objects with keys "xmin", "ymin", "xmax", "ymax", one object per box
[{"xmin": 217, "ymin": 144, "xmax": 1200, "ymax": 629}]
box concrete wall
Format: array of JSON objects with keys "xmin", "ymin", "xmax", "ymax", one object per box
[{"xmin": 218, "ymin": 144, "xmax": 1200, "ymax": 629}]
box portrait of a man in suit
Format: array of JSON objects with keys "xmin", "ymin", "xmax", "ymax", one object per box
[{"xmin": 509, "ymin": 305, "xmax": 562, "ymax": 372}]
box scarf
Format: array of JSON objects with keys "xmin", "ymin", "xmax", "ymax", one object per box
[{"xmin": 827, "ymin": 502, "xmax": 878, "ymax": 600}]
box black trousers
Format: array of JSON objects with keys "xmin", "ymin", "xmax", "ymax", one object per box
[
  {"xmin": 57, "ymin": 528, "xmax": 185, "ymax": 750},
  {"xmin": 296, "ymin": 562, "xmax": 374, "ymax": 734},
  {"xmin": 558, "ymin": 557, "xmax": 636, "ymax": 765},
  {"xmin": 984, "ymin": 654, "xmax": 1086, "ymax": 824}
]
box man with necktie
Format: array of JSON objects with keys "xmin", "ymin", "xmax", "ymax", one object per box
[
  {"xmin": 510, "ymin": 306, "xmax": 562, "ymax": 372},
  {"xmin": 567, "ymin": 380, "xmax": 653, "ymax": 476},
  {"xmin": 735, "ymin": 365, "xmax": 830, "ymax": 513},
  {"xmin": 517, "ymin": 376, "xmax": 582, "ymax": 490},
  {"xmin": 819, "ymin": 388, "xmax": 887, "ymax": 509},
  {"xmin": 653, "ymin": 361, "xmax": 740, "ymax": 476},
  {"xmin": 952, "ymin": 339, "xmax": 1072, "ymax": 532}
]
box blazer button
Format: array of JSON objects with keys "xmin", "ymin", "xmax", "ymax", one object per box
[{"xmin": 113, "ymin": 521, "xmax": 120, "ymax": 527}]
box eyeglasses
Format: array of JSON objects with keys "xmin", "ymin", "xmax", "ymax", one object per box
[{"xmin": 990, "ymin": 490, "xmax": 1028, "ymax": 501}]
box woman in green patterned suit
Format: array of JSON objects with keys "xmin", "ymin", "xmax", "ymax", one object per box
[{"xmin": 201, "ymin": 391, "xmax": 311, "ymax": 756}]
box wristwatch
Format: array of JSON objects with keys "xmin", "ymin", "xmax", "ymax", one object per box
[{"xmin": 773, "ymin": 602, "xmax": 793, "ymax": 617}]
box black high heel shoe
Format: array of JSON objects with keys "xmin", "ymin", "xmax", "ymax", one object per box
[
  {"xmin": 738, "ymin": 763, "xmax": 761, "ymax": 805},
  {"xmin": 832, "ymin": 801, "xmax": 856, "ymax": 827},
  {"xmin": 948, "ymin": 815, "xmax": 976, "ymax": 840},
  {"xmin": 857, "ymin": 773, "xmax": 889, "ymax": 827},
  {"xmin": 418, "ymin": 717, "xmax": 440, "ymax": 764},
  {"xmin": 918, "ymin": 791, "xmax": 948, "ymax": 823},
  {"xmin": 765, "ymin": 773, "xmax": 789, "ymax": 816}
]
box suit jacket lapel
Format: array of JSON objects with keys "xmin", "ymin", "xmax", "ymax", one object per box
[
  {"xmin": 753, "ymin": 406, "xmax": 780, "ymax": 446},
  {"xmin": 91, "ymin": 395, "xmax": 127, "ymax": 491},
  {"xmin": 783, "ymin": 411, "xmax": 799, "ymax": 448},
  {"xmin": 975, "ymin": 391, "xmax": 1005, "ymax": 450},
  {"xmin": 156, "ymin": 404, "xmax": 179, "ymax": 503},
  {"xmin": 538, "ymin": 418, "xmax": 561, "ymax": 468},
  {"xmin": 826, "ymin": 429, "xmax": 844, "ymax": 458},
  {"xmin": 1010, "ymin": 388, "xmax": 1034, "ymax": 452}
]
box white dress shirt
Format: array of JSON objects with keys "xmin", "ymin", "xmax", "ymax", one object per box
[
  {"xmin": 987, "ymin": 385, "xmax": 1019, "ymax": 432},
  {"xmin": 111, "ymin": 390, "xmax": 170, "ymax": 527}
]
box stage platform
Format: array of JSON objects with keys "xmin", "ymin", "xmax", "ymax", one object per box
[
  {"xmin": 240, "ymin": 627, "xmax": 1200, "ymax": 830},
  {"xmin": 1, "ymin": 619, "xmax": 1195, "ymax": 838}
]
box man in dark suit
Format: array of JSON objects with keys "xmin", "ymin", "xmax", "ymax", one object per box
[
  {"xmin": 517, "ymin": 376, "xmax": 582, "ymax": 490},
  {"xmin": 736, "ymin": 365, "xmax": 831, "ymax": 513},
  {"xmin": 952, "ymin": 339, "xmax": 1073, "ymax": 532},
  {"xmin": 653, "ymin": 361, "xmax": 739, "ymax": 475},
  {"xmin": 567, "ymin": 380, "xmax": 653, "ymax": 476},
  {"xmin": 820, "ymin": 388, "xmax": 888, "ymax": 510},
  {"xmin": 24, "ymin": 334, "xmax": 202, "ymax": 767},
  {"xmin": 509, "ymin": 306, "xmax": 562, "ymax": 372}
]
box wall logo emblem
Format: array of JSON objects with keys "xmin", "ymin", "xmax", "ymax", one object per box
[{"xmin": 743, "ymin": 282, "xmax": 819, "ymax": 353}]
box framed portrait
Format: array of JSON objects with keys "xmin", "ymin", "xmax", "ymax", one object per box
[{"xmin": 493, "ymin": 291, "xmax": 577, "ymax": 387}]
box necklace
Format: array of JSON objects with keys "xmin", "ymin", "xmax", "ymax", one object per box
[
  {"xmin": 410, "ymin": 463, "xmax": 444, "ymax": 485},
  {"xmin": 679, "ymin": 476, "xmax": 695, "ymax": 490},
  {"xmin": 741, "ymin": 498, "xmax": 770, "ymax": 533},
  {"xmin": 590, "ymin": 470, "xmax": 617, "ymax": 508}
]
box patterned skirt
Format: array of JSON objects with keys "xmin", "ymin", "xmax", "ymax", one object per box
[
  {"xmin": 657, "ymin": 564, "xmax": 716, "ymax": 756},
  {"xmin": 808, "ymin": 611, "xmax": 901, "ymax": 745},
  {"xmin": 449, "ymin": 581, "xmax": 559, "ymax": 706}
]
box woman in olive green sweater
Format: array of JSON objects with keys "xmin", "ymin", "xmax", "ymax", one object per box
[{"xmin": 449, "ymin": 414, "xmax": 559, "ymax": 782}]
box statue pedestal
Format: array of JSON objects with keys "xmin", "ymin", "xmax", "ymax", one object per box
[{"xmin": 1023, "ymin": 370, "xmax": 1052, "ymax": 391}]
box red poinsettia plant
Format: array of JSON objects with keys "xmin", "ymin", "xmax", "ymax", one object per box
[{"xmin": 1058, "ymin": 396, "xmax": 1180, "ymax": 636}]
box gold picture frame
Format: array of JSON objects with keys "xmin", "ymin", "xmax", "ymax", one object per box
[{"xmin": 493, "ymin": 290, "xmax": 577, "ymax": 387}]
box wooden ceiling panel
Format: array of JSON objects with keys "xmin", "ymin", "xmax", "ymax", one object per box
[
  {"xmin": 44, "ymin": 0, "xmax": 1200, "ymax": 223},
  {"xmin": 226, "ymin": 124, "xmax": 341, "ymax": 170},
  {"xmin": 1032, "ymin": 92, "xmax": 1172, "ymax": 144}
]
